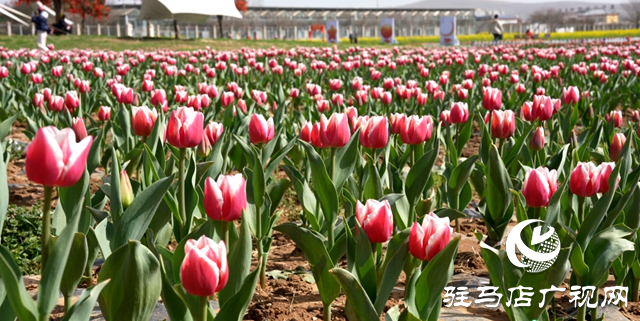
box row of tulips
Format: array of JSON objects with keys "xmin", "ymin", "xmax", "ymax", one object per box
[{"xmin": 0, "ymin": 41, "xmax": 639, "ymax": 321}]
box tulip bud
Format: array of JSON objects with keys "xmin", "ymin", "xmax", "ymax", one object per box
[
  {"xmin": 450, "ymin": 102, "xmax": 469, "ymax": 124},
  {"xmin": 570, "ymin": 162, "xmax": 601, "ymax": 197},
  {"xmin": 180, "ymin": 236, "xmax": 228, "ymax": 297},
  {"xmin": 610, "ymin": 133, "xmax": 626, "ymax": 162},
  {"xmin": 522, "ymin": 167, "xmax": 557, "ymax": 207},
  {"xmin": 32, "ymin": 93, "xmax": 44, "ymax": 108},
  {"xmin": 440, "ymin": 111, "xmax": 451, "ymax": 126},
  {"xmin": 131, "ymin": 106, "xmax": 158, "ymax": 137},
  {"xmin": 120, "ymin": 170, "xmax": 134, "ymax": 208},
  {"xmin": 359, "ymin": 116, "xmax": 388, "ymax": 149},
  {"xmin": 529, "ymin": 127, "xmax": 545, "ymax": 151},
  {"xmin": 356, "ymin": 199, "xmax": 393, "ymax": 243},
  {"xmin": 606, "ymin": 111, "xmax": 623, "ymax": 128},
  {"xmin": 562, "ymin": 86, "xmax": 580, "ymax": 105},
  {"xmin": 26, "ymin": 127, "xmax": 93, "ymax": 187},
  {"xmin": 408, "ymin": 212, "xmax": 452, "ymax": 261},
  {"xmin": 197, "ymin": 134, "xmax": 212, "ymax": 158},
  {"xmin": 482, "ymin": 87, "xmax": 502, "ymax": 110},
  {"xmin": 98, "ymin": 106, "xmax": 111, "ymax": 121},
  {"xmin": 598, "ymin": 162, "xmax": 620, "ymax": 194},
  {"xmin": 249, "ymin": 114, "xmax": 275, "ymax": 145},
  {"xmin": 65, "ymin": 91, "xmax": 80, "ymax": 113},
  {"xmin": 299, "ymin": 122, "xmax": 312, "ymax": 142},
  {"xmin": 320, "ymin": 113, "xmax": 351, "ymax": 148},
  {"xmin": 167, "ymin": 107, "xmax": 205, "ymax": 148},
  {"xmin": 204, "ymin": 174, "xmax": 247, "ymax": 222},
  {"xmin": 516, "ymin": 83, "xmax": 526, "ymax": 94},
  {"xmin": 204, "ymin": 122, "xmax": 224, "ymax": 146},
  {"xmin": 71, "ymin": 117, "xmax": 88, "ymax": 142},
  {"xmin": 491, "ymin": 110, "xmax": 515, "ymax": 139},
  {"xmin": 400, "ymin": 115, "xmax": 433, "ymax": 145}
]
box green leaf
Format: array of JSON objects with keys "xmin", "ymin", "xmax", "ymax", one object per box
[
  {"xmin": 61, "ymin": 280, "xmax": 110, "ymax": 321},
  {"xmin": 503, "ymin": 123, "xmax": 534, "ymax": 169},
  {"xmin": 405, "ymin": 145, "xmax": 439, "ymax": 213},
  {"xmin": 58, "ymin": 169, "xmax": 90, "ymax": 224},
  {"xmin": 264, "ymin": 137, "xmax": 296, "ymax": 179},
  {"xmin": 353, "ymin": 225, "xmax": 377, "ymax": 302},
  {"xmin": 274, "ymin": 223, "xmax": 341, "ymax": 307},
  {"xmin": 98, "ymin": 240, "xmax": 162, "ymax": 321},
  {"xmin": 0, "ymin": 245, "xmax": 38, "ymax": 321},
  {"xmin": 414, "ymin": 238, "xmax": 460, "ymax": 320},
  {"xmin": 299, "ymin": 141, "xmax": 339, "ymax": 235},
  {"xmin": 570, "ymin": 242, "xmax": 589, "ymax": 277},
  {"xmin": 86, "ymin": 128, "xmax": 103, "ymax": 174},
  {"xmin": 330, "ymin": 268, "xmax": 380, "ymax": 320},
  {"xmin": 584, "ymin": 225, "xmax": 636, "ymax": 286},
  {"xmin": 334, "ymin": 129, "xmax": 361, "ymax": 191},
  {"xmin": 0, "ymin": 114, "xmax": 18, "ymax": 142},
  {"xmin": 218, "ymin": 212, "xmax": 253, "ymax": 306},
  {"xmin": 59, "ymin": 233, "xmax": 89, "ymax": 300},
  {"xmin": 374, "ymin": 238, "xmax": 409, "ymax": 315},
  {"xmin": 214, "ymin": 268, "xmax": 260, "ymax": 321},
  {"xmin": 37, "ymin": 204, "xmax": 82, "ymax": 318},
  {"xmin": 0, "ymin": 149, "xmax": 8, "ymax": 237},
  {"xmin": 112, "ymin": 174, "xmax": 175, "ymax": 249}
]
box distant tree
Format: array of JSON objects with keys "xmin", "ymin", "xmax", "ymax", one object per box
[
  {"xmin": 15, "ymin": 0, "xmax": 63, "ymax": 24},
  {"xmin": 623, "ymin": 0, "xmax": 640, "ymax": 28},
  {"xmin": 66, "ymin": 0, "xmax": 109, "ymax": 34}
]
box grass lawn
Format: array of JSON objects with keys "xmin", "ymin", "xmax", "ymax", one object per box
[{"xmin": 0, "ymin": 35, "xmax": 398, "ymax": 51}]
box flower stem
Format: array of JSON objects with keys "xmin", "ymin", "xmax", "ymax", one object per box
[
  {"xmin": 199, "ymin": 295, "xmax": 208, "ymax": 321},
  {"xmin": 323, "ymin": 302, "xmax": 331, "ymax": 321},
  {"xmin": 576, "ymin": 303, "xmax": 587, "ymax": 321},
  {"xmin": 41, "ymin": 186, "xmax": 53, "ymax": 274},
  {"xmin": 221, "ymin": 221, "xmax": 229, "ymax": 251},
  {"xmin": 328, "ymin": 147, "xmax": 336, "ymax": 250},
  {"xmin": 178, "ymin": 148, "xmax": 187, "ymax": 238}
]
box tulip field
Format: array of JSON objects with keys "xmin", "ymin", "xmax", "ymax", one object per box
[{"xmin": 1, "ymin": 41, "xmax": 640, "ymax": 321}]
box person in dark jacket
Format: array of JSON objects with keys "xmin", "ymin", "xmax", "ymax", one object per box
[
  {"xmin": 53, "ymin": 14, "xmax": 71, "ymax": 35},
  {"xmin": 31, "ymin": 7, "xmax": 51, "ymax": 51}
]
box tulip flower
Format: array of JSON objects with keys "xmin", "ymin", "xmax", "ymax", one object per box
[
  {"xmin": 32, "ymin": 93, "xmax": 44, "ymax": 109},
  {"xmin": 381, "ymin": 92, "xmax": 392, "ymax": 105},
  {"xmin": 26, "ymin": 127, "xmax": 93, "ymax": 188},
  {"xmin": 570, "ymin": 162, "xmax": 601, "ymax": 197},
  {"xmin": 491, "ymin": 110, "xmax": 515, "ymax": 139},
  {"xmin": 450, "ymin": 102, "xmax": 469, "ymax": 124},
  {"xmin": 408, "ymin": 212, "xmax": 452, "ymax": 261},
  {"xmin": 64, "ymin": 91, "xmax": 80, "ymax": 112},
  {"xmin": 522, "ymin": 167, "xmax": 558, "ymax": 207},
  {"xmin": 598, "ymin": 162, "xmax": 619, "ymax": 194},
  {"xmin": 310, "ymin": 122, "xmax": 326, "ymax": 148},
  {"xmin": 180, "ymin": 236, "xmax": 228, "ymax": 297},
  {"xmin": 204, "ymin": 174, "xmax": 247, "ymax": 222},
  {"xmin": 131, "ymin": 106, "xmax": 158, "ymax": 137},
  {"xmin": 150, "ymin": 89, "xmax": 167, "ymax": 107},
  {"xmin": 482, "ymin": 87, "xmax": 502, "ymax": 110},
  {"xmin": 0, "ymin": 66, "xmax": 8, "ymax": 78},
  {"xmin": 606, "ymin": 111, "xmax": 623, "ymax": 128},
  {"xmin": 299, "ymin": 122, "xmax": 312, "ymax": 143},
  {"xmin": 356, "ymin": 199, "xmax": 393, "ymax": 243},
  {"xmin": 221, "ymin": 92, "xmax": 235, "ymax": 107},
  {"xmin": 440, "ymin": 111, "xmax": 451, "ymax": 126},
  {"xmin": 290, "ymin": 88, "xmax": 300, "ymax": 99},
  {"xmin": 610, "ymin": 133, "xmax": 626, "ymax": 162},
  {"xmin": 31, "ymin": 73, "xmax": 43, "ymax": 84},
  {"xmin": 529, "ymin": 127, "xmax": 545, "ymax": 151},
  {"xmin": 330, "ymin": 79, "xmax": 342, "ymax": 91},
  {"xmin": 400, "ymin": 115, "xmax": 433, "ymax": 145},
  {"xmin": 530, "ymin": 95, "xmax": 554, "ymax": 121},
  {"xmin": 320, "ymin": 113, "xmax": 351, "ymax": 148},
  {"xmin": 249, "ymin": 114, "xmax": 275, "ymax": 145},
  {"xmin": 120, "ymin": 170, "xmax": 134, "ymax": 208},
  {"xmin": 317, "ymin": 99, "xmax": 330, "ymax": 113},
  {"xmin": 197, "ymin": 135, "xmax": 212, "ymax": 158},
  {"xmin": 71, "ymin": 117, "xmax": 88, "ymax": 142},
  {"xmin": 142, "ymin": 79, "xmax": 154, "ymax": 92},
  {"xmin": 359, "ymin": 116, "xmax": 388, "ymax": 149},
  {"xmin": 204, "ymin": 122, "xmax": 224, "ymax": 146},
  {"xmin": 516, "ymin": 83, "xmax": 526, "ymax": 94},
  {"xmin": 49, "ymin": 96, "xmax": 64, "ymax": 112},
  {"xmin": 562, "ymin": 86, "xmax": 580, "ymax": 105},
  {"xmin": 167, "ymin": 107, "xmax": 205, "ymax": 148},
  {"xmin": 390, "ymin": 113, "xmax": 406, "ymax": 135}
]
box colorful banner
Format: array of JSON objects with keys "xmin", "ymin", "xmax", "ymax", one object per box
[
  {"xmin": 326, "ymin": 20, "xmax": 339, "ymax": 43},
  {"xmin": 380, "ymin": 18, "xmax": 395, "ymax": 44},
  {"xmin": 440, "ymin": 16, "xmax": 458, "ymax": 46}
]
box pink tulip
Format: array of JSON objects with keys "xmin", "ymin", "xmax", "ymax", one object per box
[
  {"xmin": 151, "ymin": 89, "xmax": 167, "ymax": 107},
  {"xmin": 25, "ymin": 127, "xmax": 93, "ymax": 187},
  {"xmin": 64, "ymin": 91, "xmax": 80, "ymax": 112},
  {"xmin": 204, "ymin": 174, "xmax": 247, "ymax": 222},
  {"xmin": 251, "ymin": 90, "xmax": 267, "ymax": 106},
  {"xmin": 450, "ymin": 102, "xmax": 469, "ymax": 124},
  {"xmin": 570, "ymin": 162, "xmax": 601, "ymax": 197},
  {"xmin": 221, "ymin": 92, "xmax": 235, "ymax": 107},
  {"xmin": 31, "ymin": 73, "xmax": 43, "ymax": 84},
  {"xmin": 330, "ymin": 79, "xmax": 342, "ymax": 91},
  {"xmin": 98, "ymin": 106, "xmax": 111, "ymax": 121},
  {"xmin": 320, "ymin": 113, "xmax": 351, "ymax": 148},
  {"xmin": 332, "ymin": 93, "xmax": 344, "ymax": 106},
  {"xmin": 522, "ymin": 167, "xmax": 557, "ymax": 207},
  {"xmin": 345, "ymin": 107, "xmax": 358, "ymax": 131},
  {"xmin": 530, "ymin": 127, "xmax": 545, "ymax": 151},
  {"xmin": 400, "ymin": 115, "xmax": 433, "ymax": 145},
  {"xmin": 180, "ymin": 236, "xmax": 228, "ymax": 297},
  {"xmin": 201, "ymin": 122, "xmax": 223, "ymax": 147},
  {"xmin": 0, "ymin": 66, "xmax": 8, "ymax": 78},
  {"xmin": 118, "ymin": 87, "xmax": 134, "ymax": 105},
  {"xmin": 531, "ymin": 95, "xmax": 554, "ymax": 121},
  {"xmin": 290, "ymin": 88, "xmax": 300, "ymax": 99},
  {"xmin": 440, "ymin": 111, "xmax": 451, "ymax": 126},
  {"xmin": 131, "ymin": 106, "xmax": 158, "ymax": 137},
  {"xmin": 142, "ymin": 80, "xmax": 154, "ymax": 92},
  {"xmin": 408, "ymin": 212, "xmax": 452, "ymax": 261},
  {"xmin": 317, "ymin": 99, "xmax": 330, "ymax": 113},
  {"xmin": 300, "ymin": 122, "xmax": 312, "ymax": 142},
  {"xmin": 606, "ymin": 111, "xmax": 623, "ymax": 128},
  {"xmin": 249, "ymin": 114, "xmax": 275, "ymax": 145},
  {"xmin": 491, "ymin": 110, "xmax": 515, "ymax": 139},
  {"xmin": 390, "ymin": 113, "xmax": 406, "ymax": 135},
  {"xmin": 516, "ymin": 84, "xmax": 526, "ymax": 94},
  {"xmin": 167, "ymin": 107, "xmax": 204, "ymax": 148},
  {"xmin": 49, "ymin": 96, "xmax": 64, "ymax": 112},
  {"xmin": 311, "ymin": 122, "xmax": 326, "ymax": 148},
  {"xmin": 610, "ymin": 133, "xmax": 626, "ymax": 162},
  {"xmin": 356, "ymin": 199, "xmax": 393, "ymax": 243},
  {"xmin": 482, "ymin": 87, "xmax": 502, "ymax": 110},
  {"xmin": 32, "ymin": 93, "xmax": 44, "ymax": 108},
  {"xmin": 562, "ymin": 86, "xmax": 580, "ymax": 105},
  {"xmin": 359, "ymin": 116, "xmax": 388, "ymax": 149},
  {"xmin": 71, "ymin": 117, "xmax": 88, "ymax": 142},
  {"xmin": 598, "ymin": 162, "xmax": 619, "ymax": 194},
  {"xmin": 20, "ymin": 63, "xmax": 31, "ymax": 75}
]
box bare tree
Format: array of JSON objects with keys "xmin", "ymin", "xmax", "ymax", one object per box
[{"xmin": 623, "ymin": 0, "xmax": 640, "ymax": 28}]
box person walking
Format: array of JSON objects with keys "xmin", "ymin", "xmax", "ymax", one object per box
[
  {"xmin": 32, "ymin": 7, "xmax": 51, "ymax": 51},
  {"xmin": 491, "ymin": 14, "xmax": 503, "ymax": 42}
]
